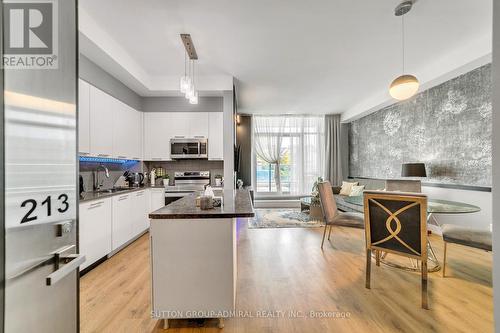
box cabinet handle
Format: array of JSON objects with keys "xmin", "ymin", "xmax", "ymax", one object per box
[
  {"xmin": 194, "ymin": 135, "xmax": 205, "ymax": 138},
  {"xmin": 97, "ymin": 154, "xmax": 110, "ymax": 157},
  {"xmin": 79, "ymin": 152, "xmax": 90, "ymax": 156},
  {"xmin": 118, "ymin": 195, "xmax": 129, "ymax": 201},
  {"xmin": 117, "ymin": 155, "xmax": 127, "ymax": 159},
  {"xmin": 89, "ymin": 201, "xmax": 104, "ymax": 207},
  {"xmin": 132, "ymin": 157, "xmax": 141, "ymax": 160},
  {"xmin": 151, "ymin": 157, "xmax": 162, "ymax": 160},
  {"xmin": 174, "ymin": 136, "xmax": 185, "ymax": 138},
  {"xmin": 136, "ymin": 191, "xmax": 144, "ymax": 196}
]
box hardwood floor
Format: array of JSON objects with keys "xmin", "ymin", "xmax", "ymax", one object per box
[{"xmin": 80, "ymin": 220, "xmax": 492, "ymax": 333}]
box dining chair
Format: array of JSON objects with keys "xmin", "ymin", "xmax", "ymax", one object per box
[
  {"xmin": 385, "ymin": 179, "xmax": 422, "ymax": 193},
  {"xmin": 317, "ymin": 181, "xmax": 364, "ymax": 249},
  {"xmin": 441, "ymin": 224, "xmax": 492, "ymax": 277},
  {"xmin": 363, "ymin": 190, "xmax": 429, "ymax": 309}
]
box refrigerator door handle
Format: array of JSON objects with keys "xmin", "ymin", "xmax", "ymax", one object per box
[{"xmin": 46, "ymin": 254, "xmax": 85, "ymax": 286}]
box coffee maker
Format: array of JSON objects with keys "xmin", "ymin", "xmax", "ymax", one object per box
[{"xmin": 123, "ymin": 171, "xmax": 144, "ymax": 187}]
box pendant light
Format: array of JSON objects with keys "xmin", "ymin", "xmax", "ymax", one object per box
[
  {"xmin": 189, "ymin": 60, "xmax": 199, "ymax": 104},
  {"xmin": 179, "ymin": 52, "xmax": 191, "ymax": 93},
  {"xmin": 389, "ymin": 1, "xmax": 419, "ymax": 101},
  {"xmin": 179, "ymin": 34, "xmax": 199, "ymax": 103}
]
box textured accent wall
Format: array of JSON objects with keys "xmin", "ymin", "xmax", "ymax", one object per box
[{"xmin": 349, "ymin": 64, "xmax": 492, "ymax": 187}]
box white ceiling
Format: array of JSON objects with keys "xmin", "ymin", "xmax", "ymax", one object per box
[{"xmin": 79, "ymin": 0, "xmax": 492, "ymax": 117}]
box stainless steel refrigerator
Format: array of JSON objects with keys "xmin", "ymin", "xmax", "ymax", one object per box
[{"xmin": 1, "ymin": 0, "xmax": 81, "ymax": 332}]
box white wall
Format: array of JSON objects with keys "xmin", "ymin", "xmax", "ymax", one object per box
[{"xmin": 422, "ymin": 186, "xmax": 492, "ymax": 233}]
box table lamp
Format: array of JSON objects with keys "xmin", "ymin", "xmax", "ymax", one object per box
[{"xmin": 401, "ymin": 163, "xmax": 427, "ymax": 177}]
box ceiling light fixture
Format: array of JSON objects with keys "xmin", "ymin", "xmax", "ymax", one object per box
[
  {"xmin": 389, "ymin": 1, "xmax": 419, "ymax": 101},
  {"xmin": 180, "ymin": 34, "xmax": 199, "ymax": 104}
]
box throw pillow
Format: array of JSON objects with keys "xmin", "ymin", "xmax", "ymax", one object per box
[
  {"xmin": 339, "ymin": 181, "xmax": 358, "ymax": 196},
  {"xmin": 349, "ymin": 185, "xmax": 365, "ymax": 196}
]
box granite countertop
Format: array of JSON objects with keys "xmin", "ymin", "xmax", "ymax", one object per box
[
  {"xmin": 149, "ymin": 189, "xmax": 255, "ymax": 219},
  {"xmin": 79, "ymin": 185, "xmax": 165, "ymax": 203}
]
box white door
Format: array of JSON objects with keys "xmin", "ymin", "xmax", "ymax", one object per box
[
  {"xmin": 90, "ymin": 87, "xmax": 114, "ymax": 157},
  {"xmin": 78, "ymin": 79, "xmax": 90, "ymax": 155},
  {"xmin": 79, "ymin": 199, "xmax": 112, "ymax": 270},
  {"xmin": 132, "ymin": 190, "xmax": 147, "ymax": 236},
  {"xmin": 208, "ymin": 112, "xmax": 224, "ymax": 160},
  {"xmin": 112, "ymin": 193, "xmax": 133, "ymax": 250},
  {"xmin": 144, "ymin": 113, "xmax": 170, "ymax": 160}
]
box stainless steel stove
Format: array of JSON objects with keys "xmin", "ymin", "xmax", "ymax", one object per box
[{"xmin": 164, "ymin": 171, "xmax": 210, "ymax": 205}]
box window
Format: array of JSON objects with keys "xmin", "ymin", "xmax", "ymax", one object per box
[{"xmin": 253, "ymin": 115, "xmax": 324, "ymax": 196}]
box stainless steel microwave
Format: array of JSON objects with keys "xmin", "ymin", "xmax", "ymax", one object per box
[{"xmin": 170, "ymin": 138, "xmax": 208, "ymax": 159}]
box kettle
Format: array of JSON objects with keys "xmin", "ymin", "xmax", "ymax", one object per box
[{"xmin": 124, "ymin": 171, "xmax": 144, "ymax": 187}]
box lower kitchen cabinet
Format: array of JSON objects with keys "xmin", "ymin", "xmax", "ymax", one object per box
[
  {"xmin": 80, "ymin": 188, "xmax": 164, "ymax": 271},
  {"xmin": 150, "ymin": 188, "xmax": 165, "ymax": 212},
  {"xmin": 132, "ymin": 189, "xmax": 148, "ymax": 236},
  {"xmin": 79, "ymin": 198, "xmax": 112, "ymax": 270},
  {"xmin": 112, "ymin": 193, "xmax": 134, "ymax": 250}
]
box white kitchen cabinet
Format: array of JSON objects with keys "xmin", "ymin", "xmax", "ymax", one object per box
[
  {"xmin": 112, "ymin": 193, "xmax": 133, "ymax": 250},
  {"xmin": 208, "ymin": 112, "xmax": 224, "ymax": 160},
  {"xmin": 144, "ymin": 113, "xmax": 171, "ymax": 160},
  {"xmin": 79, "ymin": 198, "xmax": 112, "ymax": 270},
  {"xmin": 78, "ymin": 79, "xmax": 91, "ymax": 155},
  {"xmin": 113, "ymin": 100, "xmax": 142, "ymax": 160},
  {"xmin": 150, "ymin": 188, "xmax": 165, "ymax": 212},
  {"xmin": 187, "ymin": 112, "xmax": 209, "ymax": 138},
  {"xmin": 132, "ymin": 189, "xmax": 148, "ymax": 236},
  {"xmin": 90, "ymin": 86, "xmax": 114, "ymax": 157},
  {"xmin": 164, "ymin": 112, "xmax": 208, "ymax": 139}
]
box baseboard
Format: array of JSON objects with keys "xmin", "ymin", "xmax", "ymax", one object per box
[{"xmin": 254, "ymin": 200, "xmax": 301, "ymax": 209}]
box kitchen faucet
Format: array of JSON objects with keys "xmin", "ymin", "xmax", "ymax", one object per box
[{"xmin": 93, "ymin": 164, "xmax": 110, "ymax": 191}]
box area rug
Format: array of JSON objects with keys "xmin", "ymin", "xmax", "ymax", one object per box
[{"xmin": 248, "ymin": 209, "xmax": 324, "ymax": 229}]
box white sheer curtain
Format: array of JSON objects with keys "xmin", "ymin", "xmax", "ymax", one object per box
[
  {"xmin": 253, "ymin": 115, "xmax": 324, "ymax": 195},
  {"xmin": 253, "ymin": 116, "xmax": 287, "ymax": 193}
]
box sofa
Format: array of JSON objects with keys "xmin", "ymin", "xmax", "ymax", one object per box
[{"xmin": 332, "ymin": 178, "xmax": 386, "ymax": 213}]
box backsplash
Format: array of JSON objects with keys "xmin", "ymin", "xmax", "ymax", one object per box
[
  {"xmin": 144, "ymin": 160, "xmax": 224, "ymax": 186},
  {"xmin": 349, "ymin": 64, "xmax": 492, "ymax": 187},
  {"xmin": 79, "ymin": 160, "xmax": 144, "ymax": 192}
]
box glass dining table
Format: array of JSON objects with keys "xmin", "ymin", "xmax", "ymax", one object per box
[{"xmin": 343, "ymin": 195, "xmax": 481, "ymax": 272}]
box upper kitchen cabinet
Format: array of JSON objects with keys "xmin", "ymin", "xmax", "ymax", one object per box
[
  {"xmin": 187, "ymin": 112, "xmax": 209, "ymax": 138},
  {"xmin": 113, "ymin": 100, "xmax": 142, "ymax": 160},
  {"xmin": 89, "ymin": 86, "xmax": 114, "ymax": 157},
  {"xmin": 78, "ymin": 79, "xmax": 91, "ymax": 155},
  {"xmin": 208, "ymin": 112, "xmax": 223, "ymax": 160},
  {"xmin": 144, "ymin": 112, "xmax": 171, "ymax": 160},
  {"xmin": 168, "ymin": 112, "xmax": 208, "ymax": 138}
]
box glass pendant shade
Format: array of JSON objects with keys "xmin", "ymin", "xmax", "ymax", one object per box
[
  {"xmin": 189, "ymin": 91, "xmax": 198, "ymax": 104},
  {"xmin": 185, "ymin": 84, "xmax": 195, "ymax": 99},
  {"xmin": 389, "ymin": 74, "xmax": 419, "ymax": 100},
  {"xmin": 180, "ymin": 76, "xmax": 191, "ymax": 93}
]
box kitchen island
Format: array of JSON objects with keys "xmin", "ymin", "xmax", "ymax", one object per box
[{"xmin": 148, "ymin": 189, "xmax": 254, "ymax": 329}]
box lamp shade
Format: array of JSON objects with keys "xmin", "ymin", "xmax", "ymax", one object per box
[
  {"xmin": 389, "ymin": 74, "xmax": 419, "ymax": 100},
  {"xmin": 401, "ymin": 163, "xmax": 426, "ymax": 177}
]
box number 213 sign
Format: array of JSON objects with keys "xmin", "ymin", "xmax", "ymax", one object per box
[{"xmin": 20, "ymin": 194, "xmax": 69, "ymax": 224}]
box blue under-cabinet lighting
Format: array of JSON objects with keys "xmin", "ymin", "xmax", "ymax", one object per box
[{"xmin": 79, "ymin": 156, "xmax": 140, "ymax": 164}]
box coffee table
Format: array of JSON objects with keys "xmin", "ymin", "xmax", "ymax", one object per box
[{"xmin": 300, "ymin": 196, "xmax": 323, "ymax": 220}]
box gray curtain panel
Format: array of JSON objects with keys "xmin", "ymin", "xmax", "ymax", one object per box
[{"xmin": 325, "ymin": 114, "xmax": 343, "ymax": 186}]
